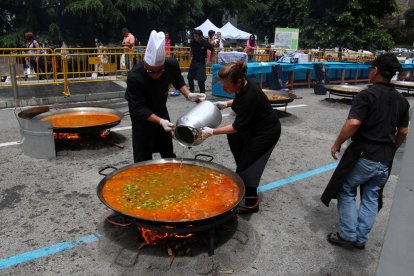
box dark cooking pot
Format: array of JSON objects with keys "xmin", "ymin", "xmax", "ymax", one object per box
[
  {"xmin": 97, "ymin": 154, "xmax": 245, "ymax": 229},
  {"xmin": 32, "ymin": 107, "xmax": 126, "ymax": 133}
]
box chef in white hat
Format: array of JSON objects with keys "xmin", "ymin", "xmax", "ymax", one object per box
[{"xmin": 125, "ymin": 30, "xmax": 206, "ymax": 162}]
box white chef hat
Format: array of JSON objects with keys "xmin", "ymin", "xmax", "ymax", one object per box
[{"xmin": 144, "ymin": 30, "xmax": 166, "ymax": 67}]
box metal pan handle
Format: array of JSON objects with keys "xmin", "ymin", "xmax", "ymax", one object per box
[
  {"xmin": 99, "ymin": 166, "xmax": 118, "ymax": 176},
  {"xmin": 194, "ymin": 153, "xmax": 214, "ymax": 162}
]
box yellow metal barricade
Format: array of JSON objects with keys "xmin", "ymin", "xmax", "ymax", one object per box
[
  {"xmin": 171, "ymin": 46, "xmax": 191, "ymax": 70},
  {"xmin": 0, "ymin": 52, "xmax": 63, "ymax": 88}
]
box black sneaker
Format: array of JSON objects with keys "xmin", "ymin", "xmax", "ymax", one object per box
[
  {"xmin": 354, "ymin": 242, "xmax": 365, "ymax": 250},
  {"xmin": 327, "ymin": 232, "xmax": 354, "ymax": 249}
]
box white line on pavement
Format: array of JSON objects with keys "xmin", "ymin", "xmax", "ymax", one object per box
[
  {"xmin": 112, "ymin": 126, "xmax": 132, "ymax": 132},
  {"xmin": 222, "ymin": 104, "xmax": 307, "ymax": 117},
  {"xmin": 0, "ymin": 141, "xmax": 22, "ymax": 148},
  {"xmin": 276, "ymin": 104, "xmax": 308, "ymax": 109}
]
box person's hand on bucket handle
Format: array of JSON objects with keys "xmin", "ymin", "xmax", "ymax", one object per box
[
  {"xmin": 201, "ymin": 127, "xmax": 214, "ymax": 141},
  {"xmin": 187, "ymin": 92, "xmax": 206, "ymax": 102},
  {"xmin": 160, "ymin": 119, "xmax": 174, "ymax": 132},
  {"xmin": 214, "ymin": 101, "xmax": 228, "ymax": 110}
]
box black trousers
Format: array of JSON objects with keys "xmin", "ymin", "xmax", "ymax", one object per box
[
  {"xmin": 227, "ymin": 123, "xmax": 281, "ymax": 188},
  {"xmin": 130, "ymin": 111, "xmax": 176, "ymax": 163},
  {"xmin": 187, "ymin": 61, "xmax": 206, "ymax": 93},
  {"xmin": 188, "ymin": 79, "xmax": 205, "ymax": 93}
]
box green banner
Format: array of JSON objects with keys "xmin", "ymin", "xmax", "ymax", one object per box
[{"xmin": 274, "ymin": 28, "xmax": 299, "ymax": 50}]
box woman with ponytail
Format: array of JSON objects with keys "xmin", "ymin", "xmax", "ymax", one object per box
[{"xmin": 201, "ymin": 61, "xmax": 281, "ymax": 214}]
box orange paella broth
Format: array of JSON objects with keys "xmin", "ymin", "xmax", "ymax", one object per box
[
  {"xmin": 102, "ymin": 163, "xmax": 241, "ymax": 221},
  {"xmin": 39, "ymin": 112, "xmax": 120, "ymax": 127}
]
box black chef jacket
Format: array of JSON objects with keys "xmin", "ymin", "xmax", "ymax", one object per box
[{"xmin": 125, "ymin": 58, "xmax": 186, "ymax": 162}]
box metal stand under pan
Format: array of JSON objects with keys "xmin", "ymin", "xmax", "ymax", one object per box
[{"xmin": 106, "ymin": 212, "xmax": 238, "ymax": 256}]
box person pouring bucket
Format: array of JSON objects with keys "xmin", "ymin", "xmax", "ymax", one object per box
[
  {"xmin": 201, "ymin": 62, "xmax": 282, "ymax": 214},
  {"xmin": 125, "ymin": 30, "xmax": 206, "ymax": 163}
]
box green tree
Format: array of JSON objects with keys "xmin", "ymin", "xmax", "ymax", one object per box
[
  {"xmin": 400, "ymin": 7, "xmax": 414, "ymax": 46},
  {"xmin": 303, "ymin": 0, "xmax": 398, "ymax": 50},
  {"xmin": 0, "ymin": 0, "xmax": 400, "ymax": 50},
  {"xmin": 239, "ymin": 0, "xmax": 308, "ymax": 44},
  {"xmin": 239, "ymin": 0, "xmax": 398, "ymax": 50}
]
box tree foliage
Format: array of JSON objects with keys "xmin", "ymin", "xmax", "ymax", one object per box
[
  {"xmin": 0, "ymin": 0, "xmax": 402, "ymax": 50},
  {"xmin": 239, "ymin": 0, "xmax": 398, "ymax": 50}
]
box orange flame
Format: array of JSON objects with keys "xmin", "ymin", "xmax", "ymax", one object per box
[
  {"xmin": 54, "ymin": 132, "xmax": 81, "ymax": 140},
  {"xmin": 140, "ymin": 228, "xmax": 193, "ymax": 244},
  {"xmin": 100, "ymin": 130, "xmax": 110, "ymax": 138}
]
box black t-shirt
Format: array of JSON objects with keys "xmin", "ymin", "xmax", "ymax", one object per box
[
  {"xmin": 231, "ymin": 78, "xmax": 280, "ymax": 138},
  {"xmin": 124, "ymin": 58, "xmax": 186, "ymax": 120},
  {"xmin": 348, "ymin": 82, "xmax": 410, "ymax": 161},
  {"xmin": 190, "ymin": 39, "xmax": 214, "ymax": 63}
]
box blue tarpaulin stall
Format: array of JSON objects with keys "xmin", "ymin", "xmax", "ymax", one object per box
[{"xmin": 212, "ymin": 62, "xmax": 414, "ymax": 98}]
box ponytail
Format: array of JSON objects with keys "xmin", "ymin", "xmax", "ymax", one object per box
[{"xmin": 218, "ymin": 61, "xmax": 247, "ymax": 84}]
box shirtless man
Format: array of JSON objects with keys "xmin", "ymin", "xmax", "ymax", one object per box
[{"xmin": 121, "ymin": 28, "xmax": 135, "ymax": 70}]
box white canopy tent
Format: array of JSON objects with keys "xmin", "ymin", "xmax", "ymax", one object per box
[
  {"xmin": 219, "ymin": 22, "xmax": 251, "ymax": 40},
  {"xmin": 194, "ymin": 19, "xmax": 221, "ymax": 37}
]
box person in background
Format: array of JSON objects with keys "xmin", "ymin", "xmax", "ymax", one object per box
[
  {"xmin": 24, "ymin": 32, "xmax": 45, "ymax": 80},
  {"xmin": 188, "ymin": 29, "xmax": 214, "ymax": 94},
  {"xmin": 165, "ymin": 32, "xmax": 171, "ymax": 57},
  {"xmin": 207, "ymin": 30, "xmax": 216, "ymax": 65},
  {"xmin": 200, "ymin": 61, "xmax": 281, "ymax": 214},
  {"xmin": 322, "ymin": 53, "xmax": 410, "ymax": 250},
  {"xmin": 121, "ymin": 27, "xmax": 135, "ymax": 70},
  {"xmin": 125, "ymin": 30, "xmax": 206, "ymax": 163},
  {"xmin": 215, "ymin": 31, "xmax": 225, "ymax": 52},
  {"xmin": 246, "ymin": 34, "xmax": 257, "ymax": 61}
]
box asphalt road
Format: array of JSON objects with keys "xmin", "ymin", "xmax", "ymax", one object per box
[{"xmin": 0, "ymin": 88, "xmax": 412, "ymax": 275}]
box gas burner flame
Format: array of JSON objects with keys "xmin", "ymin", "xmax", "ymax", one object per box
[
  {"xmin": 52, "ymin": 130, "xmax": 109, "ymax": 140},
  {"xmin": 100, "ymin": 130, "xmax": 110, "ymax": 138},
  {"xmin": 140, "ymin": 227, "xmax": 193, "ymax": 244},
  {"xmin": 53, "ymin": 132, "xmax": 81, "ymax": 140}
]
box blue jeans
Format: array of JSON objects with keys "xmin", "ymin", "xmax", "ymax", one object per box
[{"xmin": 337, "ymin": 158, "xmax": 389, "ymax": 245}]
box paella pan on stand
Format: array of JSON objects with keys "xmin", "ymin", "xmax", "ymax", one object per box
[
  {"xmin": 391, "ymin": 80, "xmax": 414, "ymax": 95},
  {"xmin": 324, "ymin": 84, "xmax": 370, "ymax": 98},
  {"xmin": 32, "ymin": 106, "xmax": 125, "ymax": 134},
  {"xmin": 97, "ymin": 155, "xmax": 245, "ymax": 230},
  {"xmin": 262, "ymin": 89, "xmax": 298, "ymax": 112}
]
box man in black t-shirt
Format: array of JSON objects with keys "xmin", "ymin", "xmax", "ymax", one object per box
[
  {"xmin": 187, "ymin": 29, "xmax": 214, "ymax": 93},
  {"xmin": 325, "ymin": 53, "xmax": 410, "ymax": 249}
]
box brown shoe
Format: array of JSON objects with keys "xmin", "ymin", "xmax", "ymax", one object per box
[{"xmin": 237, "ymin": 196, "xmax": 260, "ymax": 214}]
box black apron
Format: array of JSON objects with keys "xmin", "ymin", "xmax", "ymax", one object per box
[
  {"xmin": 320, "ymin": 142, "xmax": 390, "ymax": 211},
  {"xmin": 188, "ymin": 61, "xmax": 206, "ymax": 82},
  {"xmin": 129, "ymin": 107, "xmax": 175, "ymax": 163}
]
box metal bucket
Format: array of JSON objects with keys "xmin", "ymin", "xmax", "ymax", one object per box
[
  {"xmin": 173, "ymin": 101, "xmax": 222, "ymax": 146},
  {"xmin": 15, "ymin": 107, "xmax": 56, "ymax": 159}
]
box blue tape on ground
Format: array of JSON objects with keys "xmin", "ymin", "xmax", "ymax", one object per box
[
  {"xmin": 0, "ymin": 234, "xmax": 99, "ymax": 269},
  {"xmin": 257, "ymin": 162, "xmax": 338, "ymax": 193}
]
